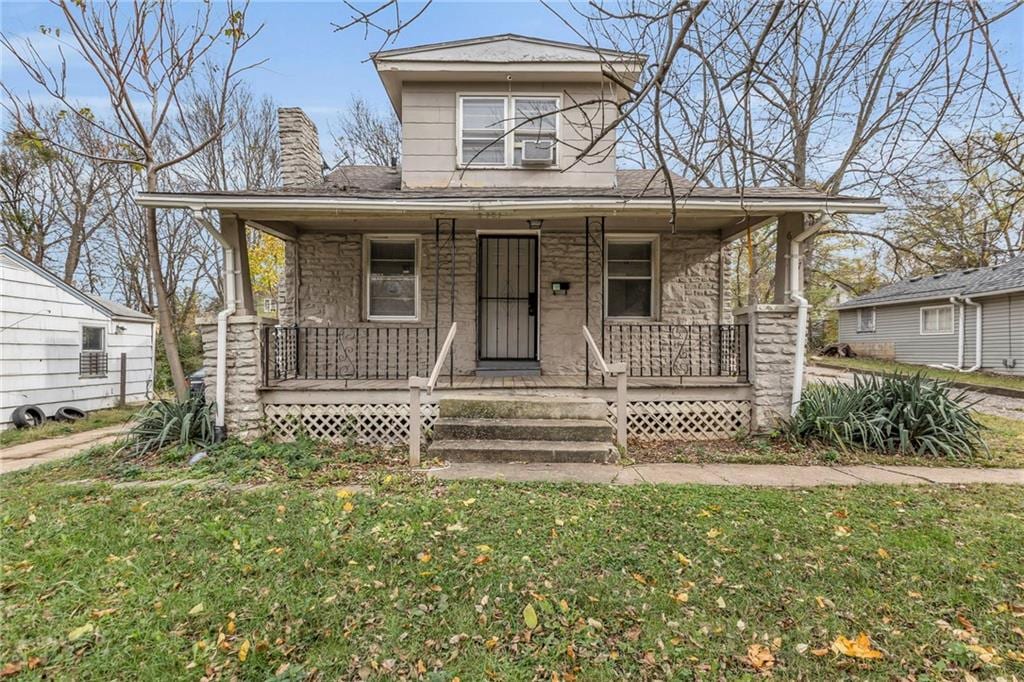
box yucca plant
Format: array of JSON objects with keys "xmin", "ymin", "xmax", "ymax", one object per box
[
  {"xmin": 785, "ymin": 373, "xmax": 985, "ymax": 458},
  {"xmin": 123, "ymin": 396, "xmax": 216, "ymax": 457}
]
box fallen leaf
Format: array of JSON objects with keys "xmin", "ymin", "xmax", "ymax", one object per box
[
  {"xmin": 91, "ymin": 608, "xmax": 117, "ymax": 618},
  {"xmin": 462, "ymin": 498, "xmax": 476, "ymax": 507},
  {"xmin": 238, "ymin": 639, "xmax": 251, "ymax": 662},
  {"xmin": 523, "ymin": 604, "xmax": 539, "ymax": 629},
  {"xmin": 342, "ymin": 502, "xmax": 354, "ymax": 513},
  {"xmin": 188, "ymin": 603, "xmax": 204, "ymax": 615},
  {"xmin": 956, "ymin": 613, "xmax": 975, "ymax": 632},
  {"xmin": 1, "ymin": 663, "xmax": 22, "ymax": 677},
  {"xmin": 834, "ymin": 526, "xmax": 851, "ymax": 537},
  {"xmin": 746, "ymin": 643, "xmax": 775, "ymax": 671},
  {"xmin": 795, "ymin": 643, "xmax": 809, "ymax": 654},
  {"xmin": 417, "ymin": 551, "xmax": 431, "ymax": 563},
  {"xmin": 810, "ymin": 647, "xmax": 829, "ymax": 657},
  {"xmin": 831, "ymin": 633, "xmax": 883, "ymax": 659},
  {"xmin": 675, "ymin": 552, "xmax": 692, "ymax": 566},
  {"xmin": 716, "ymin": 597, "xmax": 726, "ymax": 609},
  {"xmin": 876, "ymin": 547, "xmax": 890, "ymax": 560},
  {"xmin": 336, "ymin": 489, "xmax": 352, "ymax": 499},
  {"xmin": 67, "ymin": 622, "xmax": 95, "ymax": 641},
  {"xmin": 706, "ymin": 528, "xmax": 721, "ymax": 539},
  {"xmin": 672, "ymin": 592, "xmax": 689, "ymax": 603},
  {"xmin": 473, "ymin": 555, "xmax": 489, "ymax": 565}
]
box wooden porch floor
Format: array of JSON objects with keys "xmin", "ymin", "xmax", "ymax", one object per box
[{"xmin": 264, "ymin": 374, "xmax": 746, "ymax": 391}]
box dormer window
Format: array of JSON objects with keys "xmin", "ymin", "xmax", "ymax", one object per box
[
  {"xmin": 458, "ymin": 95, "xmax": 559, "ymax": 168},
  {"xmin": 460, "ymin": 97, "xmax": 507, "ymax": 166}
]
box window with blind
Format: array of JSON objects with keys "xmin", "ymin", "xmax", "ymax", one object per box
[
  {"xmin": 920, "ymin": 304, "xmax": 954, "ymax": 335},
  {"xmin": 459, "ymin": 97, "xmax": 507, "ymax": 166},
  {"xmin": 366, "ymin": 238, "xmax": 419, "ymax": 320}
]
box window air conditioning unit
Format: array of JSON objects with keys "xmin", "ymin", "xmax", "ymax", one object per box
[{"xmin": 521, "ymin": 139, "xmax": 555, "ymax": 165}]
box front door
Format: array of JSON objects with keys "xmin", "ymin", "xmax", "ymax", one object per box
[{"xmin": 477, "ymin": 235, "xmax": 538, "ymax": 360}]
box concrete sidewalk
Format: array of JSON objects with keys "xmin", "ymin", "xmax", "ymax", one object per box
[
  {"xmin": 429, "ymin": 462, "xmax": 1024, "ymax": 487},
  {"xmin": 1, "ymin": 425, "xmax": 125, "ymax": 474}
]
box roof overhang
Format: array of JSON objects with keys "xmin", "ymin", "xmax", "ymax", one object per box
[
  {"xmin": 838, "ymin": 286, "xmax": 1024, "ymax": 310},
  {"xmin": 372, "ymin": 34, "xmax": 647, "ymax": 116},
  {"xmin": 136, "ymin": 192, "xmax": 886, "ymax": 220}
]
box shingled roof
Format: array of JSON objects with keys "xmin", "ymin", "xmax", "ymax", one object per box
[
  {"xmin": 837, "ymin": 254, "xmax": 1024, "ymax": 309},
  {"xmin": 180, "ymin": 165, "xmax": 874, "ymax": 203}
]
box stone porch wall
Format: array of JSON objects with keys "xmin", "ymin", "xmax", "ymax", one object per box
[
  {"xmin": 198, "ymin": 315, "xmax": 273, "ymax": 440},
  {"xmin": 734, "ymin": 305, "xmax": 800, "ymax": 432},
  {"xmin": 277, "ymin": 229, "xmax": 730, "ymax": 375}
]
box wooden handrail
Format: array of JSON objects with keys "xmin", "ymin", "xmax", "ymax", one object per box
[
  {"xmin": 426, "ymin": 322, "xmax": 458, "ymax": 393},
  {"xmin": 408, "ymin": 322, "xmax": 457, "ymax": 467},
  {"xmin": 583, "ymin": 326, "xmax": 627, "ymax": 451}
]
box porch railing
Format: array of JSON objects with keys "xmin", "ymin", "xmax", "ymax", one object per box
[
  {"xmin": 603, "ymin": 323, "xmax": 748, "ymax": 380},
  {"xmin": 262, "ymin": 325, "xmax": 436, "ymax": 384}
]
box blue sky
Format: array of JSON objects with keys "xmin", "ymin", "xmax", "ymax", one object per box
[{"xmin": 1, "ymin": 1, "xmax": 588, "ymax": 135}]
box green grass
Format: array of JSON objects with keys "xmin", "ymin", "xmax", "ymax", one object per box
[
  {"xmin": 814, "ymin": 356, "xmax": 1024, "ymax": 392},
  {"xmin": 0, "ymin": 406, "xmax": 139, "ymax": 448},
  {"xmin": 1, "ymin": 475, "xmax": 1022, "ymax": 679}
]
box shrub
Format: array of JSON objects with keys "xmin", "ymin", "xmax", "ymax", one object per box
[
  {"xmin": 124, "ymin": 396, "xmax": 215, "ymax": 456},
  {"xmin": 785, "ymin": 373, "xmax": 985, "ymax": 458}
]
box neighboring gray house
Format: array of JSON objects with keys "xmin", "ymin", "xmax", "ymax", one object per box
[
  {"xmin": 836, "ymin": 255, "xmax": 1024, "ymax": 376},
  {"xmin": 137, "ymin": 34, "xmax": 884, "ymax": 459}
]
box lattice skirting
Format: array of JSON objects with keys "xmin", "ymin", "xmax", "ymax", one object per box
[
  {"xmin": 264, "ymin": 403, "xmax": 438, "ymax": 447},
  {"xmin": 607, "ymin": 400, "xmax": 751, "ymax": 441},
  {"xmin": 264, "ymin": 399, "xmax": 750, "ymax": 447}
]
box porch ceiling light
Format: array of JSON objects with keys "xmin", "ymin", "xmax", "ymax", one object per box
[{"xmin": 527, "ymin": 218, "xmax": 544, "ymax": 230}]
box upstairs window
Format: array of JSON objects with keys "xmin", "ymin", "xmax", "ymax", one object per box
[
  {"xmin": 857, "ymin": 308, "xmax": 876, "ymax": 332},
  {"xmin": 920, "ymin": 304, "xmax": 954, "ymax": 335},
  {"xmin": 366, "ymin": 237, "xmax": 419, "ymax": 320},
  {"xmin": 460, "ymin": 97, "xmax": 507, "ymax": 166},
  {"xmin": 513, "ymin": 97, "xmax": 558, "ymax": 166},
  {"xmin": 606, "ymin": 237, "xmax": 657, "ymax": 319},
  {"xmin": 458, "ymin": 95, "xmax": 559, "ymax": 168}
]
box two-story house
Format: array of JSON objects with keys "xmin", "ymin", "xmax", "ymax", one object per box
[{"xmin": 138, "ymin": 34, "xmax": 884, "ymax": 462}]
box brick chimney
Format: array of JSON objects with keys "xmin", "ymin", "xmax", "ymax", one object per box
[{"xmin": 277, "ymin": 107, "xmax": 323, "ymax": 187}]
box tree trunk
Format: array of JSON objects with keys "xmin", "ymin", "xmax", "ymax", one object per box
[{"xmin": 145, "ymin": 167, "xmax": 189, "ymax": 399}]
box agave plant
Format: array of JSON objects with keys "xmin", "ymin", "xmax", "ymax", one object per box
[
  {"xmin": 785, "ymin": 373, "xmax": 985, "ymax": 458},
  {"xmin": 124, "ymin": 396, "xmax": 216, "ymax": 456}
]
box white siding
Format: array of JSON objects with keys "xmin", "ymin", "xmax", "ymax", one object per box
[
  {"xmin": 0, "ymin": 253, "xmax": 154, "ymax": 430},
  {"xmin": 838, "ymin": 293, "xmax": 1024, "ymax": 376}
]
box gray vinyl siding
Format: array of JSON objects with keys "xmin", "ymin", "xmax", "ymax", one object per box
[{"xmin": 838, "ymin": 293, "xmax": 1024, "ymax": 376}]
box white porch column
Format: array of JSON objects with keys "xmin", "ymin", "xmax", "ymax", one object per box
[{"xmin": 219, "ymin": 214, "xmax": 255, "ymax": 316}]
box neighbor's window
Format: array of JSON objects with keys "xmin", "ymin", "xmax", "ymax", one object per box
[
  {"xmin": 857, "ymin": 307, "xmax": 876, "ymax": 333},
  {"xmin": 460, "ymin": 97, "xmax": 507, "ymax": 166},
  {"xmin": 606, "ymin": 238, "xmax": 657, "ymax": 318},
  {"xmin": 80, "ymin": 325, "xmax": 107, "ymax": 378},
  {"xmin": 920, "ymin": 304, "xmax": 954, "ymax": 335},
  {"xmin": 512, "ymin": 97, "xmax": 558, "ymax": 166},
  {"xmin": 367, "ymin": 237, "xmax": 418, "ymax": 320}
]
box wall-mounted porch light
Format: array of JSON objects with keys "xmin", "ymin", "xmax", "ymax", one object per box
[{"xmin": 527, "ymin": 218, "xmax": 544, "ymax": 230}]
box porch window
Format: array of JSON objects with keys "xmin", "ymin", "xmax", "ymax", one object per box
[
  {"xmin": 857, "ymin": 307, "xmax": 876, "ymax": 332},
  {"xmin": 460, "ymin": 97, "xmax": 507, "ymax": 166},
  {"xmin": 606, "ymin": 237, "xmax": 657, "ymax": 319},
  {"xmin": 920, "ymin": 304, "xmax": 953, "ymax": 335},
  {"xmin": 512, "ymin": 97, "xmax": 558, "ymax": 166},
  {"xmin": 366, "ymin": 237, "xmax": 419, "ymax": 320}
]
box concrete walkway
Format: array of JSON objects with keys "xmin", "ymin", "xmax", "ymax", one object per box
[
  {"xmin": 0, "ymin": 425, "xmax": 125, "ymax": 474},
  {"xmin": 429, "ymin": 462, "xmax": 1024, "ymax": 487}
]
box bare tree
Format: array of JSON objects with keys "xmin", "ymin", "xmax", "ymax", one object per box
[
  {"xmin": 2, "ymin": 0, "xmax": 262, "ymax": 399},
  {"xmin": 329, "ymin": 96, "xmax": 401, "ymax": 166}
]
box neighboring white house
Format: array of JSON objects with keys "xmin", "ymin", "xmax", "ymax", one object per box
[{"xmin": 0, "ymin": 245, "xmax": 155, "ymax": 430}]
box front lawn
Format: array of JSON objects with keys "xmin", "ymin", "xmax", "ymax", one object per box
[
  {"xmin": 813, "ymin": 356, "xmax": 1024, "ymax": 393},
  {"xmin": 0, "ymin": 405, "xmax": 138, "ymax": 449},
  {"xmin": 1, "ymin": 474, "xmax": 1022, "ymax": 680}
]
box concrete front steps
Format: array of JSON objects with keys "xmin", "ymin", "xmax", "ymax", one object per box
[{"xmin": 428, "ymin": 395, "xmax": 617, "ymax": 464}]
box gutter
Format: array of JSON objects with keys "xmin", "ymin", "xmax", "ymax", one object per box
[
  {"xmin": 193, "ymin": 210, "xmax": 235, "ymax": 439},
  {"xmin": 135, "ymin": 192, "xmax": 886, "ymax": 217}
]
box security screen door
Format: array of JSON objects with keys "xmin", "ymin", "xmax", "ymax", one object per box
[{"xmin": 477, "ymin": 235, "xmax": 538, "ymax": 360}]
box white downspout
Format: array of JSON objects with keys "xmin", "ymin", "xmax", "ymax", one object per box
[
  {"xmin": 193, "ymin": 210, "xmax": 235, "ymax": 437},
  {"xmin": 940, "ymin": 296, "xmax": 965, "ymax": 371},
  {"xmin": 962, "ymin": 296, "xmax": 982, "ymax": 372},
  {"xmin": 789, "ymin": 214, "xmax": 832, "ymax": 415}
]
